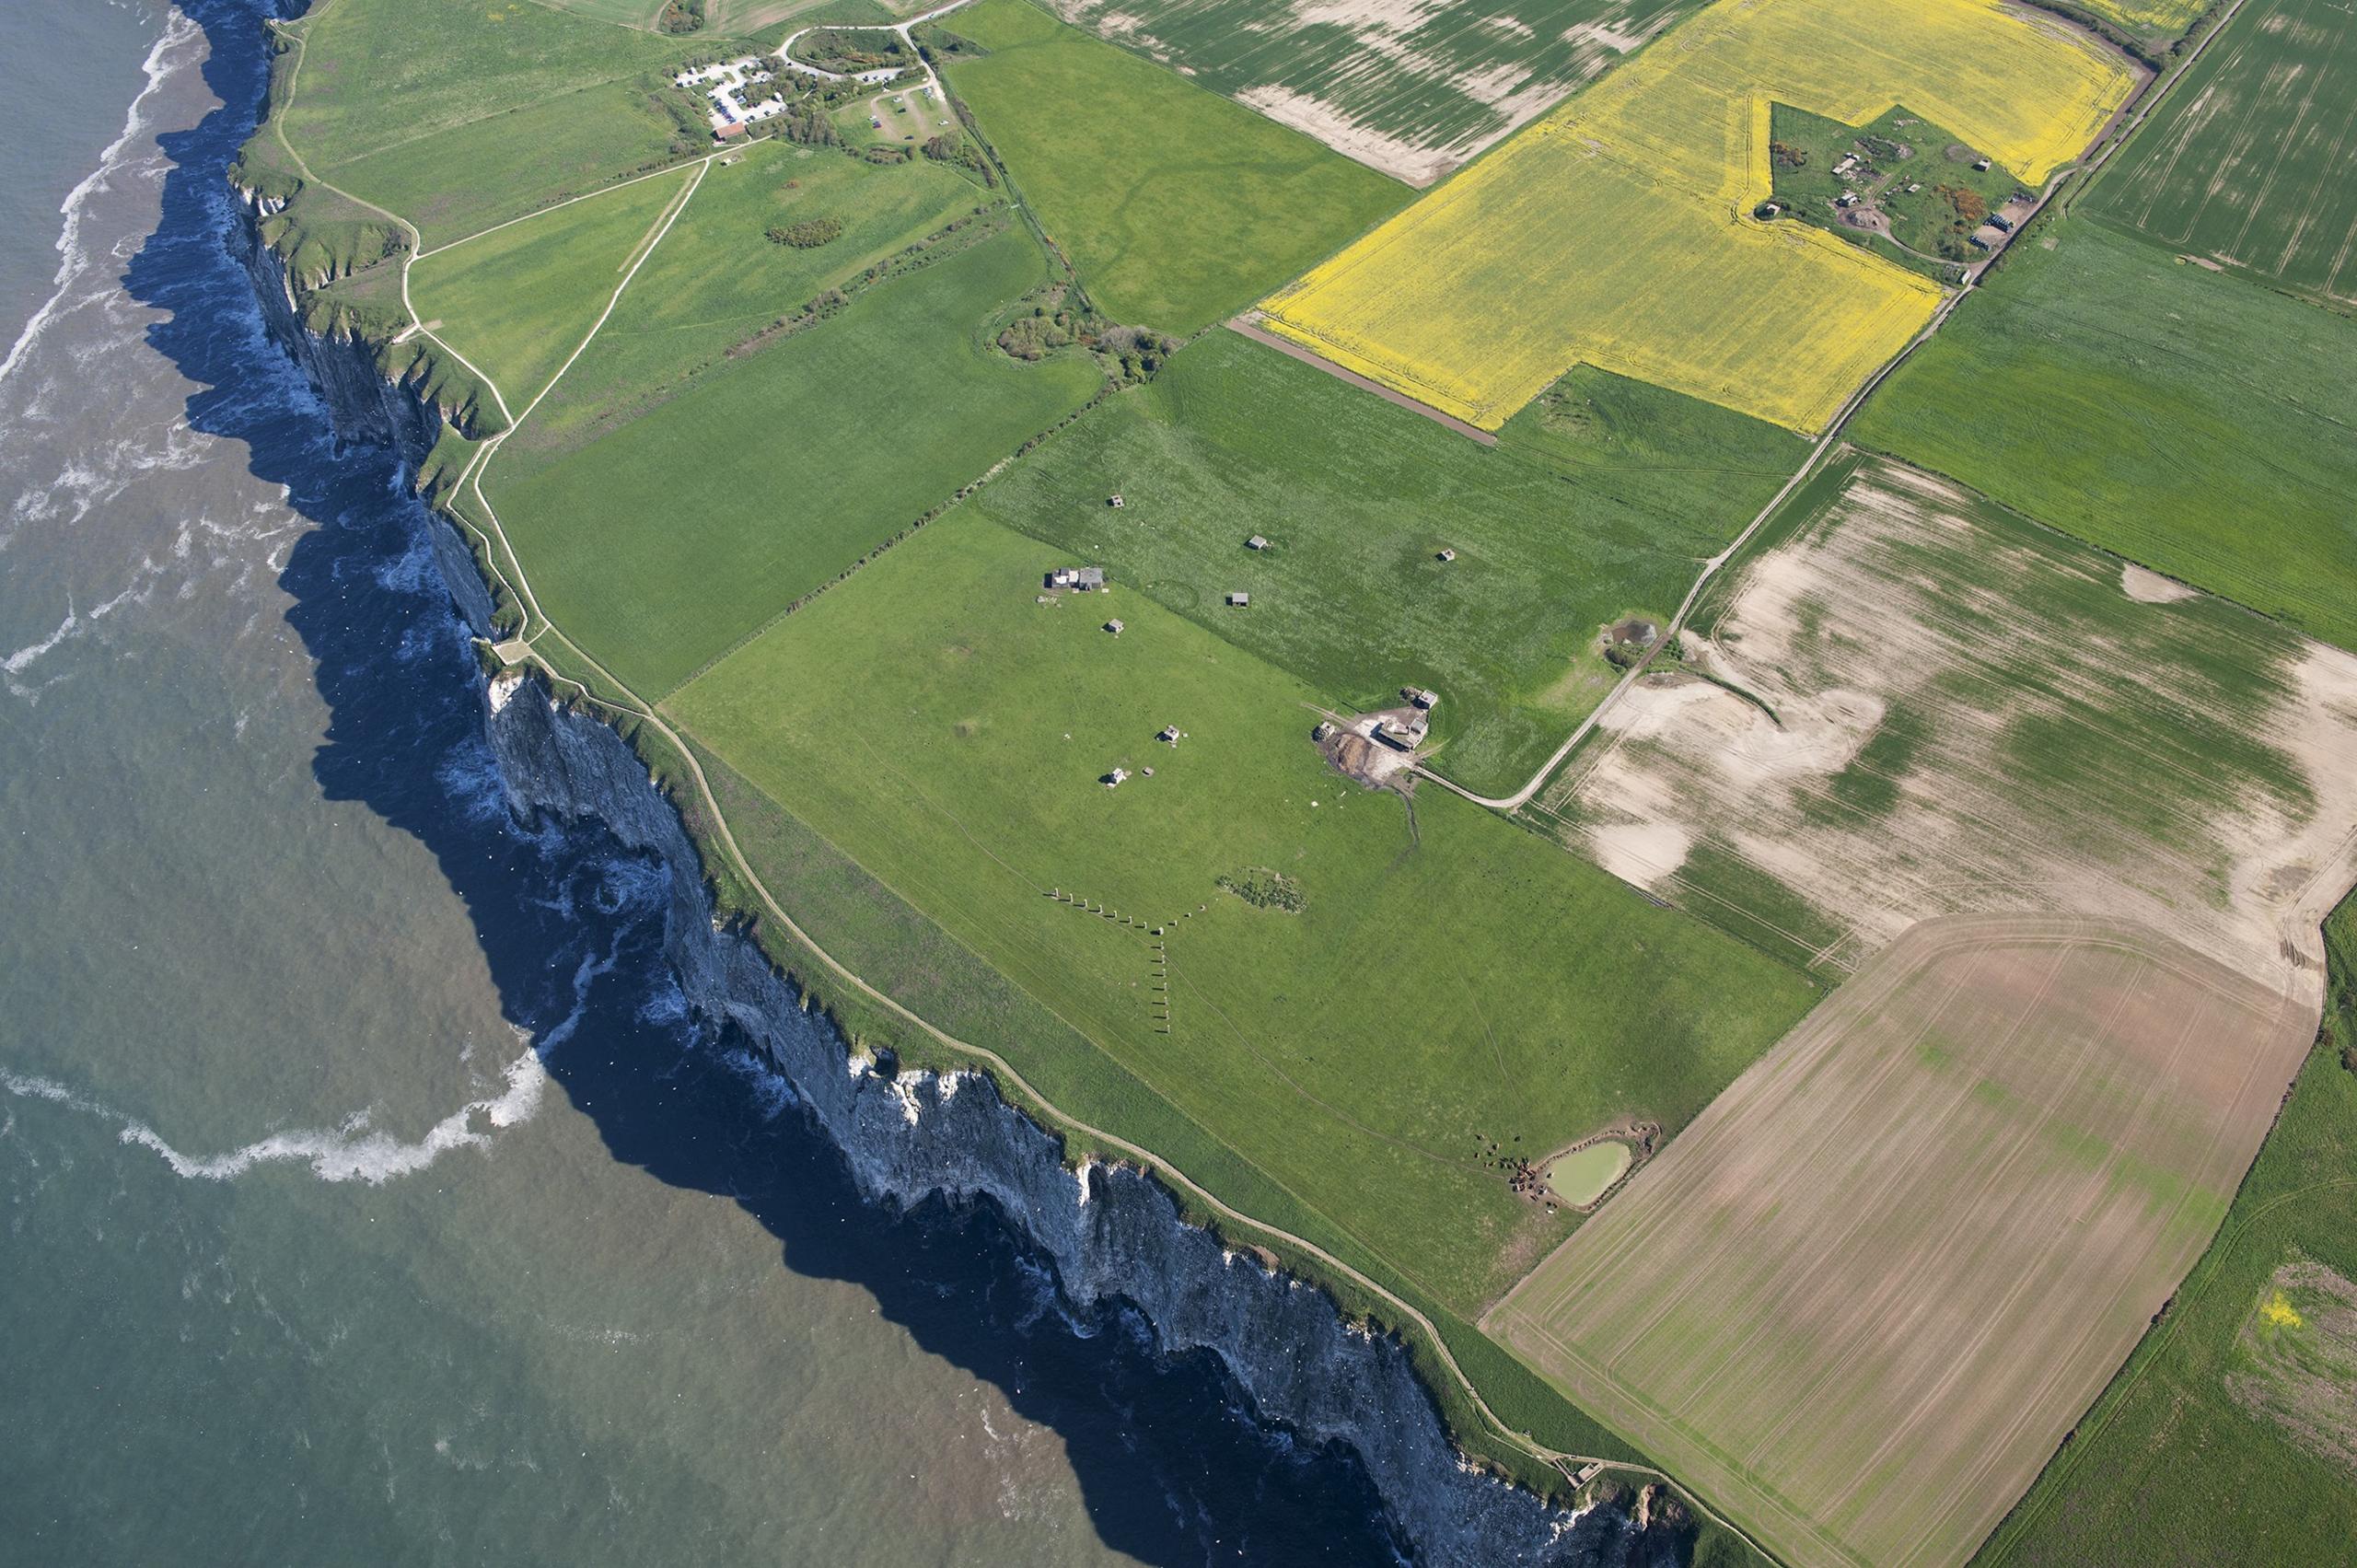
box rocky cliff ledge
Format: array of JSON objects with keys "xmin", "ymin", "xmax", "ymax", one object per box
[{"xmin": 234, "ymin": 197, "xmax": 1681, "ymax": 1568}]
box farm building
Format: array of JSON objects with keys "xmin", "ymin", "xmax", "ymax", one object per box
[
  {"xmin": 1406, "ymin": 688, "xmax": 1439, "ymax": 710},
  {"xmin": 1247, "ymin": 534, "xmax": 1270, "ymax": 551},
  {"xmin": 1226, "ymin": 591, "xmax": 1249, "ymax": 607},
  {"xmin": 1313, "ymin": 721, "xmax": 1335, "ymax": 742},
  {"xmin": 1375, "ymin": 717, "xmax": 1426, "ymax": 750},
  {"xmin": 1046, "ymin": 565, "xmax": 1107, "ymax": 591}
]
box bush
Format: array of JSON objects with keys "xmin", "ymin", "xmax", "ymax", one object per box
[
  {"xmin": 769, "ymin": 215, "xmax": 844, "ymax": 249},
  {"xmin": 922, "ymin": 133, "xmax": 997, "ymax": 186},
  {"xmin": 863, "ymin": 143, "xmax": 911, "ymax": 165},
  {"xmin": 1216, "ymin": 866, "xmax": 1306, "ymax": 913}
]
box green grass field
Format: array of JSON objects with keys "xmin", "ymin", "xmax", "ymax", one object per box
[
  {"xmin": 507, "ymin": 141, "xmax": 983, "ymax": 454},
  {"xmin": 1035, "ymin": 0, "xmax": 1701, "ymax": 184},
  {"xmin": 540, "ymin": 0, "xmax": 669, "ymax": 26},
  {"xmin": 406, "ymin": 168, "xmax": 693, "ymax": 406},
  {"xmin": 664, "ymin": 505, "xmax": 1818, "ymax": 1313},
  {"xmin": 2088, "ymin": 0, "xmax": 2357, "ymax": 308},
  {"xmin": 970, "ymin": 331, "xmax": 1804, "ymax": 795},
  {"xmin": 1852, "ymin": 215, "xmax": 2357, "ymax": 652},
  {"xmin": 1978, "ymin": 901, "xmax": 2357, "ymax": 1567},
  {"xmin": 281, "ymin": 0, "xmax": 705, "ymax": 243},
  {"xmin": 485, "ymin": 223, "xmax": 1100, "ymax": 696},
  {"xmin": 939, "ymin": 0, "xmax": 1411, "ymax": 334}
]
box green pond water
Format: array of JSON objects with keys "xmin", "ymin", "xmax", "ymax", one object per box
[{"xmin": 1546, "ymin": 1142, "xmax": 1632, "ymax": 1206}]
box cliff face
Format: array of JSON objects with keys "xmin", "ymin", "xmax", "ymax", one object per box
[{"xmin": 233, "ymin": 198, "xmax": 1677, "ymax": 1568}]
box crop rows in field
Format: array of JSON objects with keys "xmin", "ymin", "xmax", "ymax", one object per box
[
  {"xmin": 1258, "ymin": 0, "xmax": 2137, "ymax": 432},
  {"xmin": 1042, "ymin": 0, "xmax": 1700, "ymax": 185},
  {"xmin": 2090, "ymin": 0, "xmax": 2357, "ymax": 307},
  {"xmin": 1532, "ymin": 456, "xmax": 2357, "ymax": 990},
  {"xmin": 1851, "ymin": 215, "xmax": 2357, "ymax": 655},
  {"xmin": 1489, "ymin": 912, "xmax": 2316, "ymax": 1568}
]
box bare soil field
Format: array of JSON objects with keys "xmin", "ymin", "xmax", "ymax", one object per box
[
  {"xmin": 1530, "ymin": 456, "xmax": 2357, "ymax": 995},
  {"xmin": 1487, "ymin": 912, "xmax": 2319, "ymax": 1568}
]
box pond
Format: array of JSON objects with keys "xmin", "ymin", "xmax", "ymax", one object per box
[{"xmin": 1546, "ymin": 1141, "xmax": 1633, "ymax": 1207}]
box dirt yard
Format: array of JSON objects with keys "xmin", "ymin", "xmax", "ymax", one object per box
[{"xmin": 1488, "ymin": 912, "xmax": 2318, "ymax": 1568}]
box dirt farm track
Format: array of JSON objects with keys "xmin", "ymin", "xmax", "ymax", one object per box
[{"xmin": 1487, "ymin": 913, "xmax": 2320, "ymax": 1568}]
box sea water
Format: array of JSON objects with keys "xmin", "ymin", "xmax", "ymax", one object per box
[{"xmin": 0, "ymin": 5, "xmax": 1403, "ymax": 1562}]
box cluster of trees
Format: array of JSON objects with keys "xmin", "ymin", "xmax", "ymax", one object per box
[
  {"xmin": 795, "ymin": 29, "xmax": 911, "ymax": 73},
  {"xmin": 1215, "ymin": 867, "xmax": 1307, "ymax": 914},
  {"xmin": 768, "ymin": 215, "xmax": 844, "ymax": 248},
  {"xmin": 1770, "ymin": 139, "xmax": 1807, "ymax": 168},
  {"xmin": 911, "ymin": 24, "xmax": 985, "ymax": 62},
  {"xmin": 995, "ymin": 296, "xmax": 1173, "ymax": 383},
  {"xmin": 656, "ymin": 0, "xmax": 704, "ymax": 33},
  {"xmin": 921, "ymin": 134, "xmax": 995, "ymax": 187}
]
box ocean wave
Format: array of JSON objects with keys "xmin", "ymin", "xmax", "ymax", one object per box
[
  {"xmin": 0, "ymin": 10, "xmax": 203, "ymax": 393},
  {"xmin": 0, "ymin": 1050, "xmax": 550, "ymax": 1185}
]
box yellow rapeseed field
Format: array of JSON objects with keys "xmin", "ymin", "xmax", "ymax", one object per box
[
  {"xmin": 2071, "ymin": 0, "xmax": 2206, "ymax": 31},
  {"xmin": 1258, "ymin": 0, "xmax": 2138, "ymax": 432}
]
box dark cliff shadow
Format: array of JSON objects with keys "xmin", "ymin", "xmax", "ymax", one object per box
[{"xmin": 128, "ymin": 5, "xmax": 1424, "ymax": 1563}]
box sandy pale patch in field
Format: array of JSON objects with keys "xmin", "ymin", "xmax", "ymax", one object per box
[
  {"xmin": 1539, "ymin": 457, "xmax": 2357, "ymax": 999},
  {"xmin": 1057, "ymin": 0, "xmax": 1669, "ymax": 183},
  {"xmin": 2122, "ymin": 561, "xmax": 2200, "ymax": 602},
  {"xmin": 1235, "ymin": 83, "xmax": 1461, "ymax": 186}
]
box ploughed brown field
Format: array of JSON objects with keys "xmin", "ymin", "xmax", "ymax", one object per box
[{"xmin": 1486, "ymin": 913, "xmax": 2316, "ymax": 1568}]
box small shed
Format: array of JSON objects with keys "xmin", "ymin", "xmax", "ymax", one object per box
[
  {"xmin": 1108, "ymin": 494, "xmax": 1124, "ymax": 508},
  {"xmin": 1246, "ymin": 534, "xmax": 1270, "ymax": 551},
  {"xmin": 1312, "ymin": 721, "xmax": 1335, "ymax": 742},
  {"xmin": 1158, "ymin": 726, "xmax": 1180, "ymax": 744},
  {"xmin": 1105, "ymin": 619, "xmax": 1124, "ymax": 635},
  {"xmin": 1972, "ymin": 157, "xmax": 1992, "ymax": 172},
  {"xmin": 1437, "ymin": 548, "xmax": 1457, "ymax": 563},
  {"xmin": 1226, "ymin": 591, "xmax": 1249, "ymax": 608},
  {"xmin": 1407, "ymin": 688, "xmax": 1438, "ymax": 710},
  {"xmin": 1076, "ymin": 566, "xmax": 1106, "ymax": 590},
  {"xmin": 1104, "ymin": 767, "xmax": 1130, "ymax": 787},
  {"xmin": 1047, "ymin": 566, "xmax": 1079, "ymax": 589}
]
